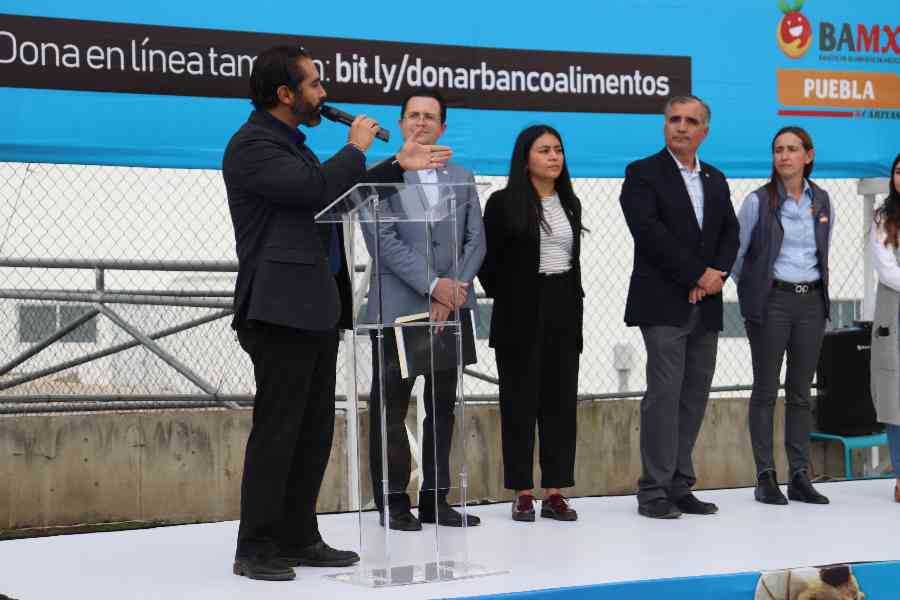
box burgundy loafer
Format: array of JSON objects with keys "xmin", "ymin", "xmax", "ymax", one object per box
[
  {"xmin": 540, "ymin": 493, "xmax": 578, "ymax": 521},
  {"xmin": 512, "ymin": 493, "xmax": 536, "ymax": 522}
]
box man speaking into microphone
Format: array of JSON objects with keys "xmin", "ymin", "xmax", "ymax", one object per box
[{"xmin": 223, "ymin": 44, "xmax": 450, "ymax": 581}]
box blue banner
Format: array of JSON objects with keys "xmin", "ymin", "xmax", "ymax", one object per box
[{"xmin": 1, "ymin": 1, "xmax": 898, "ymax": 177}]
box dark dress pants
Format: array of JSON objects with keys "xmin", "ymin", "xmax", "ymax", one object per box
[
  {"xmin": 746, "ymin": 288, "xmax": 826, "ymax": 477},
  {"xmin": 234, "ymin": 322, "xmax": 339, "ymax": 560},
  {"xmin": 369, "ymin": 331, "xmax": 457, "ymax": 513},
  {"xmin": 638, "ymin": 306, "xmax": 718, "ymax": 506},
  {"xmin": 497, "ymin": 272, "xmax": 580, "ymax": 491}
]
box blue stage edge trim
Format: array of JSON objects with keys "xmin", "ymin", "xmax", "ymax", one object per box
[{"xmin": 444, "ymin": 561, "xmax": 900, "ymax": 600}]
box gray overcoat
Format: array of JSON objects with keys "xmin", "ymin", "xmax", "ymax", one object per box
[{"xmin": 871, "ymin": 251, "xmax": 900, "ymax": 426}]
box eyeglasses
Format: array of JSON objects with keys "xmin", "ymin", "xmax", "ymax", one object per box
[{"xmin": 404, "ymin": 112, "xmax": 439, "ymax": 124}]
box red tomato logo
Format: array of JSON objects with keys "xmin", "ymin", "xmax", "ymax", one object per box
[{"xmin": 777, "ymin": 1, "xmax": 813, "ymax": 58}]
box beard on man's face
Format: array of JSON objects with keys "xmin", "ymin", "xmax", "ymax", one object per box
[{"xmin": 291, "ymin": 95, "xmax": 321, "ymax": 126}]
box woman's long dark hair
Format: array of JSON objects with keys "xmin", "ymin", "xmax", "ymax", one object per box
[
  {"xmin": 503, "ymin": 124, "xmax": 587, "ymax": 235},
  {"xmin": 765, "ymin": 125, "xmax": 815, "ymax": 211},
  {"xmin": 875, "ymin": 153, "xmax": 900, "ymax": 248}
]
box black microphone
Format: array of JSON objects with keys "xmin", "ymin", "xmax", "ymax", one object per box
[{"xmin": 320, "ymin": 104, "xmax": 390, "ymax": 142}]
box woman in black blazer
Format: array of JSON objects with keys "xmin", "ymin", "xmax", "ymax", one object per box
[{"xmin": 479, "ymin": 124, "xmax": 586, "ymax": 522}]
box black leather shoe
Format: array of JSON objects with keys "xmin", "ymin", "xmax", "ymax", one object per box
[
  {"xmin": 281, "ymin": 540, "xmax": 359, "ymax": 567},
  {"xmin": 638, "ymin": 498, "xmax": 682, "ymax": 519},
  {"xmin": 672, "ymin": 492, "xmax": 718, "ymax": 515},
  {"xmin": 419, "ymin": 501, "xmax": 481, "ymax": 527},
  {"xmin": 755, "ymin": 471, "xmax": 788, "ymax": 505},
  {"xmin": 233, "ymin": 556, "xmax": 295, "ymax": 581},
  {"xmin": 787, "ymin": 471, "xmax": 830, "ymax": 504},
  {"xmin": 379, "ymin": 509, "xmax": 423, "ymax": 531}
]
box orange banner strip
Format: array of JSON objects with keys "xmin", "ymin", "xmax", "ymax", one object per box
[{"xmin": 777, "ymin": 69, "xmax": 900, "ymax": 109}]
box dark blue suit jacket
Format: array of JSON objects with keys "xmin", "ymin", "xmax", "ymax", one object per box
[
  {"xmin": 619, "ymin": 148, "xmax": 739, "ymax": 331},
  {"xmin": 223, "ymin": 110, "xmax": 402, "ymax": 331}
]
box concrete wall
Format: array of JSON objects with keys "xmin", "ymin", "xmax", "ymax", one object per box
[{"xmin": 0, "ymin": 398, "xmax": 867, "ymax": 532}]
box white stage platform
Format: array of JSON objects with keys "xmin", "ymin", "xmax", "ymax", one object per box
[{"xmin": 1, "ymin": 479, "xmax": 897, "ymax": 600}]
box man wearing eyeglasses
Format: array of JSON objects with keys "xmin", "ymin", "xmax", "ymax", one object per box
[
  {"xmin": 223, "ymin": 47, "xmax": 451, "ymax": 582},
  {"xmin": 365, "ymin": 87, "xmax": 485, "ymax": 531}
]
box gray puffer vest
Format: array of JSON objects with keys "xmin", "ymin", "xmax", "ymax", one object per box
[{"xmin": 737, "ymin": 181, "xmax": 832, "ymax": 326}]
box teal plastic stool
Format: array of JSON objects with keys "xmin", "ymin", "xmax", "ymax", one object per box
[{"xmin": 810, "ymin": 431, "xmax": 891, "ymax": 479}]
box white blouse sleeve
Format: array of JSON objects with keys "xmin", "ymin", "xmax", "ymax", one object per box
[{"xmin": 869, "ymin": 220, "xmax": 900, "ymax": 293}]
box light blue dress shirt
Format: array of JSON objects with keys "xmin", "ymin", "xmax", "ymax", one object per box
[
  {"xmin": 418, "ymin": 168, "xmax": 443, "ymax": 295},
  {"xmin": 668, "ymin": 148, "xmax": 704, "ymax": 230},
  {"xmin": 732, "ymin": 180, "xmax": 830, "ymax": 283}
]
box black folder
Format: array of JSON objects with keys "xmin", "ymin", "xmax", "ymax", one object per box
[{"xmin": 390, "ymin": 308, "xmax": 477, "ymax": 380}]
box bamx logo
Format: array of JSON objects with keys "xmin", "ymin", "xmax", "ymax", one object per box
[
  {"xmin": 776, "ymin": 0, "xmax": 813, "ymax": 59},
  {"xmin": 819, "ymin": 22, "xmax": 900, "ymax": 54}
]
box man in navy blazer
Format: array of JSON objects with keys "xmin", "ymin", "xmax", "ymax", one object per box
[
  {"xmin": 223, "ymin": 46, "xmax": 451, "ymax": 581},
  {"xmin": 620, "ymin": 95, "xmax": 739, "ymax": 520}
]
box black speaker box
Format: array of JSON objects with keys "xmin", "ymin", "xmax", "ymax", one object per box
[{"xmin": 815, "ymin": 322, "xmax": 884, "ymax": 436}]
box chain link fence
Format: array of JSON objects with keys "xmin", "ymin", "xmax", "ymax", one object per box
[{"xmin": 0, "ymin": 162, "xmax": 876, "ymax": 413}]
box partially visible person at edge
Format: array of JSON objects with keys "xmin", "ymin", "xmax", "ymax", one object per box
[
  {"xmin": 731, "ymin": 126, "xmax": 834, "ymax": 506},
  {"xmin": 479, "ymin": 124, "xmax": 587, "ymax": 523},
  {"xmin": 222, "ymin": 44, "xmax": 451, "ymax": 582},
  {"xmin": 867, "ymin": 152, "xmax": 900, "ymax": 504}
]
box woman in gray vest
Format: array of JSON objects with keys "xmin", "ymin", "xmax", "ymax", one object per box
[
  {"xmin": 867, "ymin": 152, "xmax": 900, "ymax": 503},
  {"xmin": 732, "ymin": 126, "xmax": 833, "ymax": 505}
]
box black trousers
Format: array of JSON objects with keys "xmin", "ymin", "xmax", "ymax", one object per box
[
  {"xmin": 234, "ymin": 322, "xmax": 339, "ymax": 560},
  {"xmin": 746, "ymin": 288, "xmax": 826, "ymax": 477},
  {"xmin": 496, "ymin": 272, "xmax": 580, "ymax": 491},
  {"xmin": 637, "ymin": 306, "xmax": 718, "ymax": 505},
  {"xmin": 369, "ymin": 331, "xmax": 457, "ymax": 513}
]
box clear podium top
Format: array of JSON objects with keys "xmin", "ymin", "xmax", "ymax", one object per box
[{"xmin": 315, "ymin": 182, "xmax": 488, "ymax": 223}]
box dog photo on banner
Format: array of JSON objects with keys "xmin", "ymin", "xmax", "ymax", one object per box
[{"xmin": 755, "ymin": 564, "xmax": 864, "ymax": 600}]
